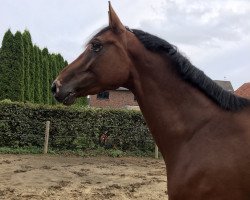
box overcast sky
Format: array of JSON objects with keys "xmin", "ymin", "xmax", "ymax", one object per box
[{"xmin": 1, "ymin": 0, "xmax": 249, "ymax": 89}]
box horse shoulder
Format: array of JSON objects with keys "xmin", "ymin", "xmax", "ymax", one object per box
[{"xmin": 167, "ymin": 115, "xmax": 250, "ymax": 200}]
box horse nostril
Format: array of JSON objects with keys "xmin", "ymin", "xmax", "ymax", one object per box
[{"xmin": 51, "ymin": 82, "xmax": 57, "ymax": 95}]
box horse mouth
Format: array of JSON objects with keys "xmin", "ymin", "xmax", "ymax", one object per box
[{"xmin": 62, "ymin": 92, "xmax": 76, "ymax": 106}]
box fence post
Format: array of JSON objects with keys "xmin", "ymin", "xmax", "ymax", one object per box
[
  {"xmin": 155, "ymin": 144, "xmax": 159, "ymax": 159},
  {"xmin": 44, "ymin": 121, "xmax": 50, "ymax": 154}
]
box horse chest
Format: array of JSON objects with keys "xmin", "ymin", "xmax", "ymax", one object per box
[
  {"xmin": 168, "ymin": 166, "xmax": 250, "ymax": 200},
  {"xmin": 166, "ymin": 142, "xmax": 250, "ymax": 200}
]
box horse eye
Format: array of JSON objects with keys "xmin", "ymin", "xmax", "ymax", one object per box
[{"xmin": 91, "ymin": 43, "xmax": 103, "ymax": 52}]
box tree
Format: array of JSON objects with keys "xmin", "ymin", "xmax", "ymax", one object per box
[
  {"xmin": 0, "ymin": 29, "xmax": 72, "ymax": 106},
  {"xmin": 42, "ymin": 48, "xmax": 50, "ymax": 104},
  {"xmin": 50, "ymin": 54, "xmax": 59, "ymax": 105},
  {"xmin": 64, "ymin": 60, "xmax": 68, "ymax": 66},
  {"xmin": 33, "ymin": 45, "xmax": 43, "ymax": 103},
  {"xmin": 29, "ymin": 44, "xmax": 35, "ymax": 103},
  {"xmin": 12, "ymin": 31, "xmax": 25, "ymax": 101},
  {"xmin": 22, "ymin": 30, "xmax": 33, "ymax": 102},
  {"xmin": 0, "ymin": 30, "xmax": 14, "ymax": 100},
  {"xmin": 48, "ymin": 55, "xmax": 53, "ymax": 104},
  {"xmin": 56, "ymin": 53, "xmax": 65, "ymax": 73}
]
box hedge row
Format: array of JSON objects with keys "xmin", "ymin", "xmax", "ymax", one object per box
[{"xmin": 0, "ymin": 100, "xmax": 154, "ymax": 152}]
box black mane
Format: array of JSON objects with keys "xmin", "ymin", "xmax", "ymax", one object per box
[{"xmin": 93, "ymin": 27, "xmax": 250, "ymax": 111}]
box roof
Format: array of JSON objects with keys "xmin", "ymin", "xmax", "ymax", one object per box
[
  {"xmin": 235, "ymin": 83, "xmax": 250, "ymax": 98},
  {"xmin": 214, "ymin": 80, "xmax": 234, "ymax": 92}
]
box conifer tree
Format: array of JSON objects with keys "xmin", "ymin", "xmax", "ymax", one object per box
[
  {"xmin": 29, "ymin": 45, "xmax": 35, "ymax": 103},
  {"xmin": 38, "ymin": 48, "xmax": 44, "ymax": 103},
  {"xmin": 56, "ymin": 53, "xmax": 65, "ymax": 73},
  {"xmin": 33, "ymin": 46, "xmax": 39, "ymax": 103},
  {"xmin": 0, "ymin": 29, "xmax": 71, "ymax": 106},
  {"xmin": 64, "ymin": 60, "xmax": 68, "ymax": 67},
  {"xmin": 51, "ymin": 55, "xmax": 59, "ymax": 105},
  {"xmin": 34, "ymin": 46, "xmax": 43, "ymax": 103},
  {"xmin": 12, "ymin": 31, "xmax": 25, "ymax": 101},
  {"xmin": 0, "ymin": 30, "xmax": 15, "ymax": 100},
  {"xmin": 42, "ymin": 48, "xmax": 50, "ymax": 104},
  {"xmin": 22, "ymin": 30, "xmax": 33, "ymax": 102},
  {"xmin": 47, "ymin": 55, "xmax": 52, "ymax": 104}
]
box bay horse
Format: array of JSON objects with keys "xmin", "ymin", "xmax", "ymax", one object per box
[{"xmin": 52, "ymin": 2, "xmax": 250, "ymax": 199}]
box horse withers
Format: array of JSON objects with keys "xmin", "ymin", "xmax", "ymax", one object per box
[{"xmin": 52, "ymin": 2, "xmax": 250, "ymax": 199}]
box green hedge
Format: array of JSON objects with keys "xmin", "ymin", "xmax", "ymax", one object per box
[{"xmin": 0, "ymin": 100, "xmax": 153, "ymax": 152}]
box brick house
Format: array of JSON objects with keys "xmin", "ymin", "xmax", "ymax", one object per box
[
  {"xmin": 89, "ymin": 87, "xmax": 138, "ymax": 109},
  {"xmin": 235, "ymin": 83, "xmax": 250, "ymax": 99},
  {"xmin": 89, "ymin": 80, "xmax": 234, "ymax": 109}
]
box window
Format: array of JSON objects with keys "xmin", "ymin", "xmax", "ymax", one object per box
[
  {"xmin": 134, "ymin": 95, "xmax": 137, "ymax": 101},
  {"xmin": 97, "ymin": 91, "xmax": 109, "ymax": 99}
]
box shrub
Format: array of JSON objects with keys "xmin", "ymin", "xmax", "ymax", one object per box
[{"xmin": 0, "ymin": 100, "xmax": 154, "ymax": 153}]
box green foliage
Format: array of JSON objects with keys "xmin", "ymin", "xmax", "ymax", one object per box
[
  {"xmin": 34, "ymin": 46, "xmax": 43, "ymax": 103},
  {"xmin": 42, "ymin": 48, "xmax": 50, "ymax": 104},
  {"xmin": 29, "ymin": 46, "xmax": 35, "ymax": 103},
  {"xmin": 51, "ymin": 55, "xmax": 58, "ymax": 105},
  {"xmin": 22, "ymin": 30, "xmax": 33, "ymax": 102},
  {"xmin": 0, "ymin": 31, "xmax": 25, "ymax": 101},
  {"xmin": 1, "ymin": 29, "xmax": 14, "ymax": 49},
  {"xmin": 0, "ymin": 30, "xmax": 15, "ymax": 100},
  {"xmin": 13, "ymin": 31, "xmax": 25, "ymax": 101},
  {"xmin": 0, "ymin": 29, "xmax": 70, "ymax": 106},
  {"xmin": 74, "ymin": 97, "xmax": 88, "ymax": 107},
  {"xmin": 0, "ymin": 146, "xmax": 42, "ymax": 154},
  {"xmin": 0, "ymin": 101, "xmax": 154, "ymax": 153},
  {"xmin": 107, "ymin": 149, "xmax": 124, "ymax": 157}
]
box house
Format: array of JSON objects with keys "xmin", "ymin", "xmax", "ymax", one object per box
[
  {"xmin": 89, "ymin": 80, "xmax": 234, "ymax": 109},
  {"xmin": 235, "ymin": 83, "xmax": 250, "ymax": 99},
  {"xmin": 214, "ymin": 80, "xmax": 234, "ymax": 92},
  {"xmin": 89, "ymin": 87, "xmax": 138, "ymax": 109}
]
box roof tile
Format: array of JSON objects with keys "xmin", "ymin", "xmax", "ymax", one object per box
[{"xmin": 235, "ymin": 83, "xmax": 250, "ymax": 99}]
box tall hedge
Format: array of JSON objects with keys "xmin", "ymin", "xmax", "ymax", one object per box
[
  {"xmin": 0, "ymin": 29, "xmax": 69, "ymax": 106},
  {"xmin": 0, "ymin": 100, "xmax": 153, "ymax": 152}
]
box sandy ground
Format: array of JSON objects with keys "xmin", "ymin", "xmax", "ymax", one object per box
[{"xmin": 0, "ymin": 154, "xmax": 168, "ymax": 200}]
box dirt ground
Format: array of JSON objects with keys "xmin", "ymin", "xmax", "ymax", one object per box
[{"xmin": 0, "ymin": 154, "xmax": 168, "ymax": 200}]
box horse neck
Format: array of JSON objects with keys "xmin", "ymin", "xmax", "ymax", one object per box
[{"xmin": 128, "ymin": 52, "xmax": 221, "ymax": 162}]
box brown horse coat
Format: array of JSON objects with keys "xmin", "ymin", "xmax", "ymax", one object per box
[{"xmin": 52, "ymin": 3, "xmax": 250, "ymax": 199}]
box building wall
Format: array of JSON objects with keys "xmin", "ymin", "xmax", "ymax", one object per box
[{"xmin": 89, "ymin": 90, "xmax": 138, "ymax": 108}]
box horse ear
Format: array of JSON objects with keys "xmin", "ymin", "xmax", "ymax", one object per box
[{"xmin": 108, "ymin": 1, "xmax": 126, "ymax": 34}]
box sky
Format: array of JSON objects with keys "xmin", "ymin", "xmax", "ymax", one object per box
[{"xmin": 1, "ymin": 0, "xmax": 249, "ymax": 89}]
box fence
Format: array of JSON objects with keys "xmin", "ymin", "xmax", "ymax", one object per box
[
  {"xmin": 0, "ymin": 101, "xmax": 160, "ymax": 157},
  {"xmin": 42, "ymin": 120, "xmax": 159, "ymax": 158}
]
